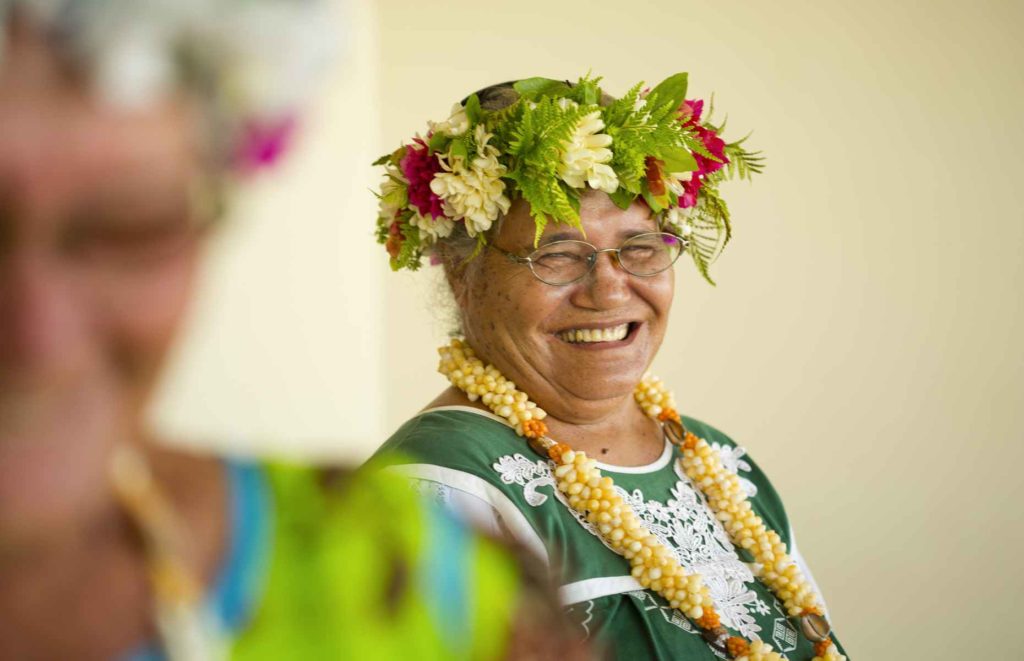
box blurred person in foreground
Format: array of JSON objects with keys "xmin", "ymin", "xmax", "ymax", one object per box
[
  {"xmin": 0, "ymin": 3, "xmax": 581, "ymax": 659},
  {"xmin": 371, "ymin": 77, "xmax": 848, "ymax": 659}
]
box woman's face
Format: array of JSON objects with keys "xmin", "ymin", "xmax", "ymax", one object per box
[
  {"xmin": 455, "ymin": 189, "xmax": 675, "ymax": 422},
  {"xmin": 0, "ymin": 26, "xmax": 205, "ymax": 544}
]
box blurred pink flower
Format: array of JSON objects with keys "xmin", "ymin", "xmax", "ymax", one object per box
[{"xmin": 234, "ymin": 115, "xmax": 297, "ymax": 173}]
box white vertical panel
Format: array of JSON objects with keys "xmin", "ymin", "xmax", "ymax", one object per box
[{"xmin": 151, "ymin": 0, "xmax": 384, "ymax": 462}]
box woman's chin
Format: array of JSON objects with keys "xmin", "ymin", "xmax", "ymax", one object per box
[
  {"xmin": 0, "ymin": 440, "xmax": 112, "ymax": 547},
  {"xmin": 543, "ymin": 366, "xmax": 649, "ymax": 410},
  {"xmin": 0, "ymin": 392, "xmax": 119, "ymax": 546}
]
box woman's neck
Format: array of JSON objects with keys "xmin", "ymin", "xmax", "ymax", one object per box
[{"xmin": 429, "ymin": 386, "xmax": 665, "ymax": 467}]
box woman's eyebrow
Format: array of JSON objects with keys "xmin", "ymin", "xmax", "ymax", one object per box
[{"xmin": 537, "ymin": 231, "xmax": 581, "ymax": 245}]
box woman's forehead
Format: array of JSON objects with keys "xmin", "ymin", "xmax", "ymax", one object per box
[{"xmin": 0, "ymin": 77, "xmax": 198, "ymax": 222}]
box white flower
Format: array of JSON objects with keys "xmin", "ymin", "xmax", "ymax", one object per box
[
  {"xmin": 429, "ymin": 103, "xmax": 470, "ymax": 137},
  {"xmin": 664, "ymin": 207, "xmax": 694, "ymax": 237},
  {"xmin": 558, "ymin": 110, "xmax": 619, "ymax": 194},
  {"xmin": 430, "ymin": 125, "xmax": 511, "ymax": 236},
  {"xmin": 409, "ymin": 212, "xmax": 455, "ymax": 241}
]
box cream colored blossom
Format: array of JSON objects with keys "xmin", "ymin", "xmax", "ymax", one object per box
[
  {"xmin": 409, "ymin": 212, "xmax": 454, "ymax": 241},
  {"xmin": 558, "ymin": 110, "xmax": 619, "ymax": 194},
  {"xmin": 430, "ymin": 125, "xmax": 511, "ymax": 236},
  {"xmin": 428, "ymin": 103, "xmax": 470, "ymax": 137},
  {"xmin": 664, "ymin": 206, "xmax": 694, "ymax": 237}
]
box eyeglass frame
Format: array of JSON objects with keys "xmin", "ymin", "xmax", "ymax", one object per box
[{"xmin": 490, "ymin": 231, "xmax": 689, "ymax": 286}]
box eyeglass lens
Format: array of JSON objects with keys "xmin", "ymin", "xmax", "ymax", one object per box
[{"xmin": 529, "ymin": 232, "xmax": 683, "ymax": 285}]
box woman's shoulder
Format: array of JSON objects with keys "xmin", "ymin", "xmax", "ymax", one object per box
[
  {"xmin": 680, "ymin": 414, "xmax": 735, "ymax": 444},
  {"xmin": 375, "ymin": 406, "xmax": 530, "ymax": 467}
]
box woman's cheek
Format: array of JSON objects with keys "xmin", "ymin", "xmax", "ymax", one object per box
[{"xmin": 94, "ymin": 245, "xmax": 201, "ymax": 404}]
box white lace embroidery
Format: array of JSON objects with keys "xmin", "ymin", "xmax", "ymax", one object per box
[{"xmin": 492, "ymin": 447, "xmax": 772, "ymax": 641}]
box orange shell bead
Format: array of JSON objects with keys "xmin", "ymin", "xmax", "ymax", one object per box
[
  {"xmin": 682, "ymin": 431, "xmax": 700, "ymax": 451},
  {"xmin": 522, "ymin": 419, "xmax": 548, "ymax": 439},
  {"xmin": 725, "ymin": 636, "xmax": 750, "ymax": 658},
  {"xmin": 548, "ymin": 443, "xmax": 571, "ymax": 463},
  {"xmin": 696, "ymin": 609, "xmax": 721, "ymax": 630},
  {"xmin": 657, "ymin": 407, "xmax": 681, "ymax": 423},
  {"xmin": 814, "ymin": 640, "xmax": 831, "ymax": 658}
]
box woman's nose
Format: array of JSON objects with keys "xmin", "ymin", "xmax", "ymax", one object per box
[
  {"xmin": 576, "ymin": 249, "xmax": 631, "ymax": 308},
  {"xmin": 0, "ymin": 253, "xmax": 90, "ymax": 376}
]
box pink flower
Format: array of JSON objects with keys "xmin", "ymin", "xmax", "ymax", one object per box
[
  {"xmin": 693, "ymin": 124, "xmax": 727, "ymax": 177},
  {"xmin": 400, "ymin": 138, "xmax": 445, "ymax": 219},
  {"xmin": 234, "ymin": 115, "xmax": 297, "ymax": 173},
  {"xmin": 674, "ymin": 99, "xmax": 730, "ymax": 207},
  {"xmin": 680, "ymin": 98, "xmax": 703, "ymax": 126},
  {"xmin": 678, "ymin": 175, "xmax": 702, "ymax": 209}
]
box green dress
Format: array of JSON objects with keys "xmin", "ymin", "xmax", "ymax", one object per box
[
  {"xmin": 376, "ymin": 406, "xmax": 847, "ymax": 660},
  {"xmin": 129, "ymin": 460, "xmax": 519, "ymax": 660}
]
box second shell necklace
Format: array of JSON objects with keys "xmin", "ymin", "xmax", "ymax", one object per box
[{"xmin": 438, "ymin": 338, "xmax": 844, "ymax": 661}]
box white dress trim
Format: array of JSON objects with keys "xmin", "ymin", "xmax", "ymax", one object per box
[
  {"xmin": 385, "ymin": 463, "xmax": 550, "ymax": 565},
  {"xmin": 559, "ymin": 576, "xmax": 643, "ymax": 606}
]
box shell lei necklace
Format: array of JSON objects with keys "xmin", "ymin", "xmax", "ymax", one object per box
[
  {"xmin": 439, "ymin": 339, "xmax": 844, "ymax": 661},
  {"xmin": 109, "ymin": 445, "xmax": 226, "ymax": 661}
]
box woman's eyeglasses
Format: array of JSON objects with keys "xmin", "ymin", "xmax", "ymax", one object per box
[{"xmin": 493, "ymin": 232, "xmax": 687, "ymax": 286}]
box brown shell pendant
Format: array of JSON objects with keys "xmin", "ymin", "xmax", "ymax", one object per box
[{"xmin": 799, "ymin": 613, "xmax": 831, "ymax": 642}]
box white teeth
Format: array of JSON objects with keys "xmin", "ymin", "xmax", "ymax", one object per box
[{"xmin": 559, "ymin": 323, "xmax": 630, "ymax": 344}]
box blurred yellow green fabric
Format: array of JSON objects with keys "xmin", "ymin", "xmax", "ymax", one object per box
[{"xmin": 129, "ymin": 459, "xmax": 520, "ymax": 660}]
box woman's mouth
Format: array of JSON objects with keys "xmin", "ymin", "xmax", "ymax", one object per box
[{"xmin": 556, "ymin": 322, "xmax": 636, "ymax": 344}]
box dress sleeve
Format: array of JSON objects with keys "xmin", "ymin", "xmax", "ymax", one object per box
[
  {"xmin": 789, "ymin": 531, "xmax": 831, "ymax": 617},
  {"xmin": 387, "ymin": 465, "xmax": 551, "ymax": 566},
  {"xmin": 409, "ymin": 478, "xmax": 506, "ymax": 538}
]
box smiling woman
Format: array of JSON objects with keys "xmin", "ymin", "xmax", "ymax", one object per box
[
  {"xmin": 0, "ymin": 4, "xmax": 579, "ymax": 660},
  {"xmin": 373, "ymin": 75, "xmax": 848, "ymax": 660}
]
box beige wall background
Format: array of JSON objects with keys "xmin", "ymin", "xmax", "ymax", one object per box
[{"xmin": 156, "ymin": 0, "xmax": 1023, "ymax": 658}]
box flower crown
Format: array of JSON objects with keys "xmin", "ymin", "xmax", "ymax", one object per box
[{"xmin": 373, "ymin": 73, "xmax": 763, "ymax": 283}]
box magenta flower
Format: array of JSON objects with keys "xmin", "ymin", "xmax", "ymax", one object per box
[
  {"xmin": 400, "ymin": 138, "xmax": 445, "ymax": 219},
  {"xmin": 678, "ymin": 175, "xmax": 702, "ymax": 208},
  {"xmin": 693, "ymin": 124, "xmax": 727, "ymax": 177},
  {"xmin": 234, "ymin": 115, "xmax": 297, "ymax": 173},
  {"xmin": 674, "ymin": 99, "xmax": 729, "ymax": 207},
  {"xmin": 680, "ymin": 98, "xmax": 704, "ymax": 126}
]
